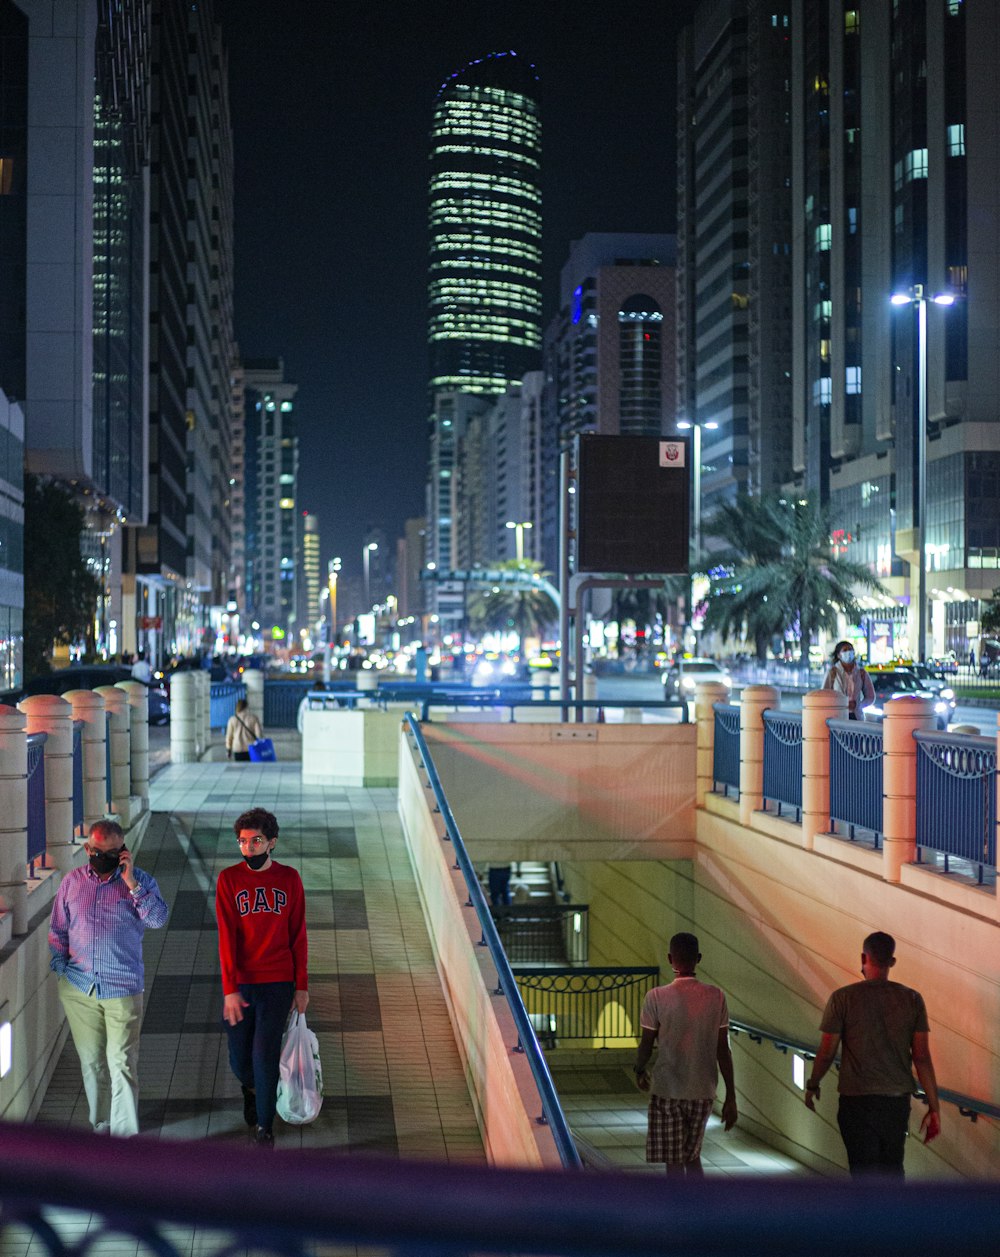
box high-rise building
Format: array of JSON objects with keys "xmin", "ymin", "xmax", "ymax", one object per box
[
  {"xmin": 299, "ymin": 512, "xmax": 321, "ymax": 639},
  {"xmin": 127, "ymin": 0, "xmax": 235, "ymax": 660},
  {"xmin": 428, "ymin": 51, "xmax": 542, "ymax": 397},
  {"xmin": 243, "ymin": 360, "xmax": 299, "ymax": 643},
  {"xmin": 677, "ymin": 1, "xmax": 794, "ymax": 519},
  {"xmin": 791, "ymin": 0, "xmax": 1000, "ymax": 659}
]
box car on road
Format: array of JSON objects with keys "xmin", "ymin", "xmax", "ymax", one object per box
[
  {"xmin": 902, "ymin": 663, "xmax": 956, "ymax": 700},
  {"xmin": 12, "ymin": 665, "xmax": 171, "ymax": 725},
  {"xmin": 865, "ymin": 670, "xmax": 955, "ymax": 730},
  {"xmin": 661, "ymin": 657, "xmax": 733, "ymax": 698}
]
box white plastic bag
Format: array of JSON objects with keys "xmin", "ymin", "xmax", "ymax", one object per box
[{"xmin": 276, "ymin": 1011, "xmax": 323, "ymax": 1125}]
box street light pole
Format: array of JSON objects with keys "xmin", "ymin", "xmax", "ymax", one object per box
[
  {"xmin": 676, "ymin": 419, "xmax": 716, "ymax": 650},
  {"xmin": 891, "ymin": 284, "xmax": 955, "ymax": 663},
  {"xmin": 363, "ymin": 542, "xmax": 378, "ymax": 609},
  {"xmin": 505, "ymin": 519, "xmax": 533, "ymax": 564}
]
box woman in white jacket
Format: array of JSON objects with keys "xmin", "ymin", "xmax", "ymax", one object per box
[{"xmin": 822, "ymin": 640, "xmax": 875, "ymax": 720}]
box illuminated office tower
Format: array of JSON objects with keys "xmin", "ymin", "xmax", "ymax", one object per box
[{"xmin": 428, "ymin": 51, "xmax": 542, "ymax": 396}]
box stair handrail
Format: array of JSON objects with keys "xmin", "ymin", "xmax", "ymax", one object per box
[
  {"xmin": 404, "ymin": 714, "xmax": 583, "ymax": 1168},
  {"xmin": 730, "ymin": 1016, "xmax": 1000, "ymax": 1123}
]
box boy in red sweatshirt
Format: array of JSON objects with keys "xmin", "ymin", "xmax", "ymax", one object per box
[{"xmin": 216, "ymin": 807, "xmax": 308, "ymax": 1147}]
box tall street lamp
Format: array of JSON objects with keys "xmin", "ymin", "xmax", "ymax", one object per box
[
  {"xmin": 363, "ymin": 542, "xmax": 378, "ymax": 609},
  {"xmin": 891, "ymin": 284, "xmax": 956, "ymax": 662},
  {"xmin": 505, "ymin": 519, "xmax": 533, "ymax": 564},
  {"xmin": 327, "ymin": 556, "xmax": 342, "ymax": 641},
  {"xmin": 675, "ymin": 420, "xmax": 718, "ymax": 566}
]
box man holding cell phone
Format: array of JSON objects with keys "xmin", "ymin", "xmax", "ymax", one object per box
[{"xmin": 48, "ymin": 818, "xmax": 168, "ymax": 1136}]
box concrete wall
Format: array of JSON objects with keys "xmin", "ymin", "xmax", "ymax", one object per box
[
  {"xmin": 414, "ymin": 717, "xmax": 1000, "ymax": 1179},
  {"xmin": 422, "ymin": 722, "xmax": 697, "ymax": 861},
  {"xmin": 397, "ymin": 732, "xmax": 562, "ymax": 1168}
]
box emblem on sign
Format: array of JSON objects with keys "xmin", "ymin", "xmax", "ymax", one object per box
[{"xmin": 659, "ymin": 441, "xmax": 685, "ymax": 468}]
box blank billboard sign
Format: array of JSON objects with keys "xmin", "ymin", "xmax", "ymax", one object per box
[{"xmin": 576, "ymin": 434, "xmax": 690, "ymax": 574}]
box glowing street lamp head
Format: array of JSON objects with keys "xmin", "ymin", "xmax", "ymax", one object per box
[
  {"xmin": 932, "ymin": 292, "xmax": 957, "ymax": 306},
  {"xmin": 890, "ymin": 292, "xmax": 913, "ymax": 306}
]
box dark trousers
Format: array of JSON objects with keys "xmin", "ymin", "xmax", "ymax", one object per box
[
  {"xmin": 225, "ymin": 981, "xmax": 294, "ymax": 1132},
  {"xmin": 837, "ymin": 1094, "xmax": 911, "ymax": 1177},
  {"xmin": 234, "ymin": 751, "xmax": 250, "ymax": 762}
]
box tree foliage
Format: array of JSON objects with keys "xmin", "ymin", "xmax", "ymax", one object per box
[
  {"xmin": 465, "ymin": 560, "xmax": 558, "ymax": 641},
  {"xmin": 701, "ymin": 496, "xmax": 888, "ymax": 662},
  {"xmin": 23, "ymin": 475, "xmax": 101, "ymax": 678},
  {"xmin": 980, "ymin": 587, "xmax": 1000, "ymax": 638}
]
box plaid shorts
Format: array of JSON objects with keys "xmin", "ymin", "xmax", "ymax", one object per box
[{"xmin": 646, "ymin": 1095, "xmax": 714, "ymax": 1164}]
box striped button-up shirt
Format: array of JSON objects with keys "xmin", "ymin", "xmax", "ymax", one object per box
[{"xmin": 48, "ymin": 864, "xmax": 169, "ymax": 999}]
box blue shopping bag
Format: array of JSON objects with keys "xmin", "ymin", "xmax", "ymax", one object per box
[{"xmin": 248, "ymin": 737, "xmax": 276, "ymax": 762}]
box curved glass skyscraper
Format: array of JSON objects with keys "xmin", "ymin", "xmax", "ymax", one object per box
[{"xmin": 428, "ymin": 51, "xmax": 542, "ymax": 395}]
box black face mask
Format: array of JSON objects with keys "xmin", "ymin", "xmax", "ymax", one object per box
[
  {"xmin": 89, "ymin": 848, "xmax": 123, "ymax": 875},
  {"xmin": 243, "ymin": 850, "xmax": 270, "ymax": 870}
]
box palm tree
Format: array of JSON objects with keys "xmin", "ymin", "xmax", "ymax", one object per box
[
  {"xmin": 700, "ymin": 497, "xmax": 790, "ymax": 661},
  {"xmin": 702, "ymin": 497, "xmax": 889, "ymax": 664},
  {"xmin": 466, "ymin": 560, "xmax": 558, "ymax": 643}
]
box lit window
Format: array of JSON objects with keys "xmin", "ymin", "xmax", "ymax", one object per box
[
  {"xmin": 846, "ymin": 366, "xmax": 861, "ymax": 395},
  {"xmin": 0, "ymin": 158, "xmax": 13, "ymax": 195},
  {"xmin": 947, "ymin": 124, "xmax": 965, "ymax": 157},
  {"xmin": 279, "ymin": 498, "xmax": 294, "ymax": 510},
  {"xmin": 844, "ymin": 9, "xmax": 859, "ymax": 34},
  {"xmin": 905, "ymin": 148, "xmax": 928, "ymax": 181},
  {"xmin": 816, "ymin": 223, "xmax": 832, "ymax": 251},
  {"xmin": 813, "ymin": 377, "xmax": 832, "ymax": 405}
]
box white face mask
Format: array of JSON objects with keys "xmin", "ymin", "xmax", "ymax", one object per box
[{"xmin": 839, "ymin": 650, "xmax": 855, "ymax": 664}]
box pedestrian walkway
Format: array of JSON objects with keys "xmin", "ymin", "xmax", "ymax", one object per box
[{"xmin": 34, "ymin": 760, "xmax": 486, "ymax": 1162}]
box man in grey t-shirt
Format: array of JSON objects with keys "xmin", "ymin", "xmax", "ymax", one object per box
[{"xmin": 804, "ymin": 931, "xmax": 941, "ymax": 1176}]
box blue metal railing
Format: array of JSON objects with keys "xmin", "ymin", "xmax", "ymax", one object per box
[
  {"xmin": 827, "ymin": 718, "xmax": 883, "ymax": 846},
  {"xmin": 105, "ymin": 711, "xmax": 112, "ymax": 810},
  {"xmin": 2, "ymin": 1122, "xmax": 1000, "ymax": 1256},
  {"xmin": 209, "ymin": 681, "xmax": 246, "ymax": 730},
  {"xmin": 762, "ymin": 709, "xmax": 803, "ymax": 820},
  {"xmin": 403, "ymin": 713, "xmax": 582, "ymax": 1169},
  {"xmin": 71, "ymin": 721, "xmax": 83, "ymax": 833},
  {"xmin": 26, "ymin": 732, "xmax": 47, "ymax": 875},
  {"xmin": 263, "ymin": 679, "xmax": 315, "ymax": 728},
  {"xmin": 713, "ymin": 702, "xmax": 741, "ymax": 797},
  {"xmin": 914, "ymin": 729, "xmax": 997, "ymax": 881}
]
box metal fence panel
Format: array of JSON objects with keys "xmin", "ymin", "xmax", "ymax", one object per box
[
  {"xmin": 492, "ymin": 905, "xmax": 588, "ymax": 966},
  {"xmin": 762, "ymin": 710, "xmax": 803, "ymax": 818},
  {"xmin": 71, "ymin": 721, "xmax": 83, "ymax": 832},
  {"xmin": 264, "ymin": 680, "xmax": 314, "ymax": 728},
  {"xmin": 914, "ymin": 729, "xmax": 997, "ymax": 876},
  {"xmin": 828, "ymin": 718, "xmax": 883, "ymax": 843},
  {"xmin": 209, "ymin": 681, "xmax": 246, "ymax": 730},
  {"xmin": 713, "ymin": 703, "xmax": 740, "ymax": 796},
  {"xmin": 26, "ymin": 733, "xmax": 47, "ymax": 870},
  {"xmin": 513, "ymin": 967, "xmax": 659, "ymax": 1047}
]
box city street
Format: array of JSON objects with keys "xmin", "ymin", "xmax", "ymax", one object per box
[{"xmin": 595, "ymin": 672, "xmax": 1000, "ymax": 735}]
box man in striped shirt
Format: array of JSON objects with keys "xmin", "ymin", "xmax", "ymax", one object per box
[{"xmin": 48, "ymin": 819, "xmax": 168, "ymax": 1135}]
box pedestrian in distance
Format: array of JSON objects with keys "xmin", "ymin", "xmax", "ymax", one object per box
[
  {"xmin": 822, "ymin": 640, "xmax": 875, "ymax": 720},
  {"xmin": 633, "ymin": 932, "xmax": 738, "ymax": 1177},
  {"xmin": 216, "ymin": 807, "xmax": 309, "ymax": 1148},
  {"xmin": 804, "ymin": 930, "xmax": 941, "ymax": 1177},
  {"xmin": 47, "ymin": 819, "xmax": 168, "ymax": 1136},
  {"xmin": 130, "ymin": 649, "xmax": 153, "ymax": 685},
  {"xmin": 226, "ymin": 697, "xmax": 263, "ymax": 761}
]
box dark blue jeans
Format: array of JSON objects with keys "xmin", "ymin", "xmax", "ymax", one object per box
[{"xmin": 225, "ymin": 981, "xmax": 294, "ymax": 1132}]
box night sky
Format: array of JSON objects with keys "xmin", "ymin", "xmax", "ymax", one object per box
[{"xmin": 215, "ymin": 0, "xmax": 698, "ymax": 589}]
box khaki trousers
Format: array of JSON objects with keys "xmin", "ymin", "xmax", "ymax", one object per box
[{"xmin": 58, "ymin": 978, "xmax": 144, "ymax": 1136}]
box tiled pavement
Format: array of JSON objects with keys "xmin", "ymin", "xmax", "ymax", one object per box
[
  {"xmin": 10, "ymin": 753, "xmax": 811, "ymax": 1256},
  {"xmin": 34, "ymin": 760, "xmax": 487, "ymax": 1164}
]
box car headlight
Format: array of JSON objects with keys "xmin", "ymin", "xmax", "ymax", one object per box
[
  {"xmin": 681, "ymin": 677, "xmax": 696, "ymax": 690},
  {"xmin": 721, "ymin": 676, "xmax": 732, "ymax": 688},
  {"xmin": 940, "ymin": 687, "xmax": 955, "ymax": 700},
  {"xmin": 934, "ymin": 701, "xmax": 948, "ymax": 715}
]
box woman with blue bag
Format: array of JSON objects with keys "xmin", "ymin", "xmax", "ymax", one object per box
[{"xmin": 225, "ymin": 698, "xmax": 264, "ymax": 762}]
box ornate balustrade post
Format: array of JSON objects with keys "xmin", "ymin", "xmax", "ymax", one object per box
[
  {"xmin": 116, "ymin": 681, "xmax": 149, "ymax": 808},
  {"xmin": 244, "ymin": 669, "xmax": 265, "ymax": 727},
  {"xmin": 195, "ymin": 671, "xmax": 210, "ymax": 755},
  {"xmin": 882, "ymin": 697, "xmax": 936, "ymax": 882},
  {"xmin": 0, "ymin": 705, "xmax": 27, "ymax": 933},
  {"xmin": 96, "ymin": 686, "xmax": 131, "ymax": 819},
  {"xmin": 169, "ymin": 672, "xmax": 198, "ymax": 763},
  {"xmin": 18, "ymin": 695, "xmax": 75, "ymax": 871},
  {"xmin": 801, "ymin": 689, "xmax": 847, "ymax": 850},
  {"xmin": 694, "ymin": 682, "xmax": 729, "ymax": 807},
  {"xmin": 64, "ymin": 689, "xmax": 109, "ymax": 831},
  {"xmin": 739, "ymin": 685, "xmax": 780, "ymax": 827}
]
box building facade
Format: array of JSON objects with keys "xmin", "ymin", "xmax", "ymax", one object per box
[
  {"xmin": 243, "ymin": 360, "xmax": 299, "ymax": 644},
  {"xmin": 791, "ymin": 0, "xmax": 1000, "ymax": 659},
  {"xmin": 677, "ymin": 0, "xmax": 794, "ymax": 525}
]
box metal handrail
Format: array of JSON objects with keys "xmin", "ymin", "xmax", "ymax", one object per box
[
  {"xmin": 403, "ymin": 714, "xmax": 582, "ymax": 1169},
  {"xmin": 730, "ymin": 1016, "xmax": 1000, "ymax": 1123}
]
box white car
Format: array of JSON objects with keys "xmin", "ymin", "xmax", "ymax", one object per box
[{"xmin": 661, "ymin": 657, "xmax": 733, "ymax": 698}]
